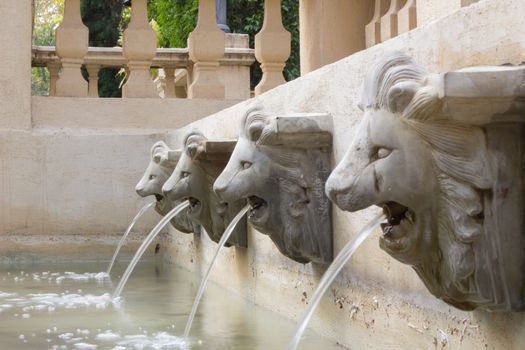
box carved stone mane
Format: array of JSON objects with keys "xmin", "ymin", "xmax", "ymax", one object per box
[{"xmin": 327, "ymin": 52, "xmax": 525, "ymax": 311}]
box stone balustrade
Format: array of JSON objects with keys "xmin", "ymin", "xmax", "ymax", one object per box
[{"xmin": 32, "ymin": 39, "xmax": 254, "ymax": 99}]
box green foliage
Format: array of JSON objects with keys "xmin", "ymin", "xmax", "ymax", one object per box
[
  {"xmin": 149, "ymin": 0, "xmax": 300, "ymax": 89},
  {"xmin": 147, "ymin": 0, "xmax": 198, "ymax": 48},
  {"xmin": 32, "ymin": 0, "xmax": 64, "ymax": 95},
  {"xmin": 81, "ymin": 0, "xmax": 124, "ymax": 97}
]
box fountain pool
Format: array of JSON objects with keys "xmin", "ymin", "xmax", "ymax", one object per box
[{"xmin": 0, "ymin": 257, "xmax": 343, "ymax": 349}]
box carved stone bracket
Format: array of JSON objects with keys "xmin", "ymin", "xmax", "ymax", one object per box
[
  {"xmin": 162, "ymin": 132, "xmax": 247, "ymax": 248},
  {"xmin": 214, "ymin": 110, "xmax": 333, "ymax": 264},
  {"xmin": 326, "ymin": 52, "xmax": 525, "ymax": 311}
]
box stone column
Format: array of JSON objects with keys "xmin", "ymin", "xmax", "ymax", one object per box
[
  {"xmin": 86, "ymin": 64, "xmax": 100, "ymax": 98},
  {"xmin": 188, "ymin": 0, "xmax": 225, "ymax": 99},
  {"xmin": 0, "ymin": 0, "xmax": 32, "ymax": 129},
  {"xmin": 163, "ymin": 67, "xmax": 176, "ymax": 98},
  {"xmin": 55, "ymin": 0, "xmax": 89, "ymax": 97},
  {"xmin": 397, "ymin": 0, "xmax": 417, "ymax": 35},
  {"xmin": 254, "ymin": 0, "xmax": 290, "ymax": 96},
  {"xmin": 365, "ymin": 0, "xmax": 389, "ymax": 48},
  {"xmin": 122, "ymin": 0, "xmax": 158, "ymax": 98},
  {"xmin": 380, "ymin": 0, "xmax": 404, "ymax": 42},
  {"xmin": 47, "ymin": 62, "xmax": 61, "ymax": 97},
  {"xmin": 299, "ymin": 0, "xmax": 372, "ymax": 75},
  {"xmin": 216, "ymin": 0, "xmax": 230, "ymax": 33}
]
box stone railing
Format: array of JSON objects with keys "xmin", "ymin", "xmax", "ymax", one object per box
[
  {"xmin": 32, "ymin": 35, "xmax": 255, "ymax": 99},
  {"xmin": 31, "ymin": 0, "xmax": 292, "ymax": 99},
  {"xmin": 364, "ymin": 0, "xmax": 480, "ymax": 48}
]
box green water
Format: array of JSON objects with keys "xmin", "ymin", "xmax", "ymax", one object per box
[{"xmin": 0, "ymin": 258, "xmax": 343, "ymax": 349}]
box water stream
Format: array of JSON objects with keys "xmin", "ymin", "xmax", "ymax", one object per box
[
  {"xmin": 183, "ymin": 205, "xmax": 250, "ymax": 340},
  {"xmin": 107, "ymin": 201, "xmax": 156, "ymax": 275},
  {"xmin": 112, "ymin": 201, "xmax": 190, "ymax": 299},
  {"xmin": 288, "ymin": 212, "xmax": 386, "ymax": 350}
]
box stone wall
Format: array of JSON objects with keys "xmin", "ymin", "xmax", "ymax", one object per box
[{"xmin": 161, "ymin": 0, "xmax": 525, "ymax": 348}]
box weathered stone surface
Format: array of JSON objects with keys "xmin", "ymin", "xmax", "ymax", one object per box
[
  {"xmin": 135, "ymin": 141, "xmax": 198, "ymax": 233},
  {"xmin": 214, "ymin": 109, "xmax": 333, "ymax": 264},
  {"xmin": 326, "ymin": 52, "xmax": 525, "ymax": 311},
  {"xmin": 162, "ymin": 132, "xmax": 247, "ymax": 247}
]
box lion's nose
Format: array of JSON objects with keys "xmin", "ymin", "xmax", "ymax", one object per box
[
  {"xmin": 162, "ymin": 183, "xmax": 174, "ymax": 201},
  {"xmin": 213, "ymin": 177, "xmax": 232, "ymax": 202},
  {"xmin": 136, "ymin": 184, "xmax": 146, "ymax": 197}
]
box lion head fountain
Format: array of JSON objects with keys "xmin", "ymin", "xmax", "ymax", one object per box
[
  {"xmin": 136, "ymin": 141, "xmax": 197, "ymax": 233},
  {"xmin": 214, "ymin": 109, "xmax": 333, "ymax": 264},
  {"xmin": 326, "ymin": 52, "xmax": 525, "ymax": 311},
  {"xmin": 162, "ymin": 131, "xmax": 247, "ymax": 247}
]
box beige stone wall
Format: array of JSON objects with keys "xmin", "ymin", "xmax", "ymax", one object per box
[
  {"xmin": 0, "ymin": 0, "xmax": 32, "ymax": 129},
  {"xmin": 161, "ymin": 0, "xmax": 525, "ymax": 348},
  {"xmin": 0, "ymin": 97, "xmax": 240, "ymax": 236}
]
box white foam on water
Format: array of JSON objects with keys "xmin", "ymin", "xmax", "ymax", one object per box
[
  {"xmin": 0, "ymin": 292, "xmax": 16, "ymax": 298},
  {"xmin": 116, "ymin": 332, "xmax": 187, "ymax": 350},
  {"xmin": 73, "ymin": 343, "xmax": 98, "ymax": 349},
  {"xmin": 56, "ymin": 272, "xmax": 110, "ymax": 284},
  {"xmin": 95, "ymin": 331, "xmax": 121, "ymax": 342},
  {"xmin": 58, "ymin": 333, "xmax": 75, "ymax": 340},
  {"xmin": 5, "ymin": 292, "xmax": 120, "ymax": 311}
]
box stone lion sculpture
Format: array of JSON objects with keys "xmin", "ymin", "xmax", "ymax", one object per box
[
  {"xmin": 214, "ymin": 109, "xmax": 333, "ymax": 264},
  {"xmin": 136, "ymin": 141, "xmax": 197, "ymax": 233},
  {"xmin": 162, "ymin": 131, "xmax": 247, "ymax": 247},
  {"xmin": 324, "ymin": 52, "xmax": 525, "ymax": 311}
]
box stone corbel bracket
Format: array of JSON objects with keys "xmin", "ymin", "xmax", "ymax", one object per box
[
  {"xmin": 163, "ymin": 132, "xmax": 247, "ymax": 248},
  {"xmin": 214, "ymin": 110, "xmax": 333, "ymax": 264},
  {"xmin": 326, "ymin": 52, "xmax": 525, "ymax": 311}
]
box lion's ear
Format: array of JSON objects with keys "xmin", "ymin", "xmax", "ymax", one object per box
[
  {"xmin": 387, "ymin": 81, "xmax": 419, "ymax": 113},
  {"xmin": 187, "ymin": 143, "xmax": 205, "ymax": 160},
  {"xmin": 248, "ymin": 121, "xmax": 265, "ymax": 142}
]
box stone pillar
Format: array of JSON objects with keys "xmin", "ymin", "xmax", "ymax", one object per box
[
  {"xmin": 380, "ymin": 0, "xmax": 404, "ymax": 42},
  {"xmin": 47, "ymin": 62, "xmax": 61, "ymax": 97},
  {"xmin": 122, "ymin": 0, "xmax": 158, "ymax": 98},
  {"xmin": 163, "ymin": 67, "xmax": 176, "ymax": 98},
  {"xmin": 254, "ymin": 0, "xmax": 290, "ymax": 96},
  {"xmin": 188, "ymin": 0, "xmax": 225, "ymax": 99},
  {"xmin": 86, "ymin": 64, "xmax": 100, "ymax": 98},
  {"xmin": 397, "ymin": 0, "xmax": 417, "ymax": 35},
  {"xmin": 216, "ymin": 0, "xmax": 230, "ymax": 33},
  {"xmin": 365, "ymin": 0, "xmax": 389, "ymax": 48},
  {"xmin": 55, "ymin": 0, "xmax": 89, "ymax": 97},
  {"xmin": 299, "ymin": 0, "xmax": 372, "ymax": 75},
  {"xmin": 0, "ymin": 0, "xmax": 32, "ymax": 129}
]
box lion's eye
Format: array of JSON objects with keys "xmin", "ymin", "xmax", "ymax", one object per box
[
  {"xmin": 377, "ymin": 147, "xmax": 392, "ymax": 159},
  {"xmin": 241, "ymin": 161, "xmax": 252, "ymax": 170},
  {"xmin": 149, "ymin": 174, "xmax": 157, "ymax": 180},
  {"xmin": 181, "ymin": 171, "xmax": 190, "ymax": 178}
]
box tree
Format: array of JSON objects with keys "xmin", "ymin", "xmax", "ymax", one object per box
[
  {"xmin": 32, "ymin": 0, "xmax": 64, "ymax": 95},
  {"xmin": 80, "ymin": 0, "xmax": 124, "ymax": 97},
  {"xmin": 148, "ymin": 0, "xmax": 300, "ymax": 89}
]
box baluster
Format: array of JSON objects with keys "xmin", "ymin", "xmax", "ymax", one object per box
[
  {"xmin": 365, "ymin": 0, "xmax": 388, "ymax": 48},
  {"xmin": 47, "ymin": 62, "xmax": 61, "ymax": 97},
  {"xmin": 86, "ymin": 64, "xmax": 100, "ymax": 98},
  {"xmin": 398, "ymin": 0, "xmax": 417, "ymax": 34},
  {"xmin": 122, "ymin": 0, "xmax": 158, "ymax": 98},
  {"xmin": 163, "ymin": 67, "xmax": 176, "ymax": 98},
  {"xmin": 55, "ymin": 0, "xmax": 88, "ymax": 97},
  {"xmin": 380, "ymin": 0, "xmax": 404, "ymax": 42},
  {"xmin": 187, "ymin": 0, "xmax": 225, "ymax": 99},
  {"xmin": 254, "ymin": 0, "xmax": 291, "ymax": 96}
]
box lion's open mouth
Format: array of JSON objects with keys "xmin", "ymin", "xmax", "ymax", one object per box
[
  {"xmin": 187, "ymin": 197, "xmax": 202, "ymax": 215},
  {"xmin": 154, "ymin": 194, "xmax": 164, "ymax": 202},
  {"xmin": 248, "ymin": 196, "xmax": 269, "ymax": 223},
  {"xmin": 381, "ymin": 201, "xmax": 415, "ymax": 240}
]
